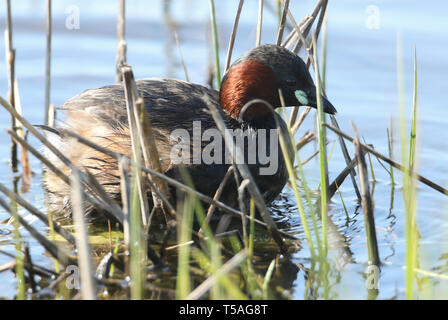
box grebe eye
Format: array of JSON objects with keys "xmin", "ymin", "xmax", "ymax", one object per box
[{"xmin": 285, "ymin": 79, "xmax": 296, "ymax": 87}]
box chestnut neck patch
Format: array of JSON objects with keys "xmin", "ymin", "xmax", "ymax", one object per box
[{"xmin": 220, "ymin": 59, "xmax": 277, "ymax": 121}]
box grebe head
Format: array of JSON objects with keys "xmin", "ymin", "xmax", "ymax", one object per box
[{"xmin": 220, "ymin": 44, "xmax": 336, "ymax": 121}]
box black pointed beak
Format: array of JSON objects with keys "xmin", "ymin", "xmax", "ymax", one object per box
[
  {"xmin": 296, "ymin": 89, "xmax": 337, "ymax": 115},
  {"xmin": 319, "ymin": 95, "xmax": 337, "ymax": 115}
]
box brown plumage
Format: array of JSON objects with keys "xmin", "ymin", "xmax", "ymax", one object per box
[{"xmin": 44, "ymin": 44, "xmax": 336, "ymax": 218}]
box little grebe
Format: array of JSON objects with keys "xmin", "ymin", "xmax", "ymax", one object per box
[{"xmin": 44, "ymin": 44, "xmax": 336, "ymax": 216}]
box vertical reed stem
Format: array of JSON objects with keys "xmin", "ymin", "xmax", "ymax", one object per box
[
  {"xmin": 71, "ymin": 171, "xmax": 97, "ymax": 300},
  {"xmin": 224, "ymin": 0, "xmax": 244, "ymax": 72},
  {"xmin": 116, "ymin": 0, "xmax": 127, "ymax": 83},
  {"xmin": 313, "ymin": 36, "xmax": 329, "ymax": 254},
  {"xmin": 209, "ymin": 0, "xmax": 221, "ymax": 89},
  {"xmin": 256, "ymin": 0, "xmax": 264, "ymax": 46},
  {"xmin": 353, "ymin": 125, "xmax": 380, "ymax": 266},
  {"xmin": 5, "ymin": 0, "xmax": 17, "ymax": 172},
  {"xmin": 276, "ymin": 0, "xmax": 290, "ymax": 45},
  {"xmin": 10, "ymin": 198, "xmax": 25, "ymax": 300}
]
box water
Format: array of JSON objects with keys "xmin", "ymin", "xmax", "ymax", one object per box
[{"xmin": 0, "ymin": 0, "xmax": 448, "ymax": 299}]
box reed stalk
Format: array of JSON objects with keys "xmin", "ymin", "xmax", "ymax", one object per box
[
  {"xmin": 278, "ymin": 100, "xmax": 318, "ymax": 256},
  {"xmin": 116, "ymin": 0, "xmax": 126, "ymax": 83},
  {"xmin": 187, "ymin": 249, "xmax": 248, "ymax": 300},
  {"xmin": 313, "ymin": 36, "xmax": 329, "ymax": 255},
  {"xmin": 352, "ymin": 123, "xmax": 380, "ymax": 266},
  {"xmin": 173, "ymin": 30, "xmax": 189, "ymax": 82},
  {"xmin": 249, "ymin": 199, "xmax": 255, "ymax": 261},
  {"xmin": 224, "ymin": 0, "xmax": 244, "ymax": 72},
  {"xmin": 256, "ymin": 0, "xmax": 264, "ymax": 46},
  {"xmin": 179, "ymin": 167, "xmax": 225, "ymax": 299},
  {"xmin": 135, "ymin": 96, "xmax": 173, "ymax": 217},
  {"xmin": 119, "ymin": 159, "xmax": 131, "ymax": 249},
  {"xmin": 70, "ymin": 170, "xmax": 97, "ymax": 300},
  {"xmin": 10, "ymin": 81, "xmax": 31, "ymax": 192},
  {"xmin": 129, "ymin": 146, "xmax": 145, "ymax": 300},
  {"xmin": 409, "ymin": 45, "xmax": 418, "ymax": 172},
  {"xmin": 5, "ymin": 0, "xmax": 17, "ymax": 172},
  {"xmin": 176, "ymin": 185, "xmax": 194, "ymax": 299},
  {"xmin": 10, "ymin": 197, "xmax": 25, "ymax": 300},
  {"xmin": 23, "ymin": 244, "xmax": 36, "ymax": 294},
  {"xmin": 387, "ymin": 127, "xmax": 395, "ymax": 186},
  {"xmin": 262, "ymin": 258, "xmax": 275, "ymax": 299},
  {"xmin": 209, "ymin": 0, "xmax": 221, "ymax": 89},
  {"xmin": 122, "ymin": 67, "xmax": 150, "ymax": 225},
  {"xmin": 276, "ymin": 0, "xmax": 290, "ymax": 45},
  {"xmin": 397, "ymin": 35, "xmax": 419, "ymax": 300}
]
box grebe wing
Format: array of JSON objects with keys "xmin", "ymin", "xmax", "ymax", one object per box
[{"xmin": 60, "ymin": 78, "xmax": 220, "ymax": 132}]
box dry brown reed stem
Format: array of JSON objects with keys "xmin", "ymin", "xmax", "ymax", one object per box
[
  {"xmin": 186, "ymin": 249, "xmax": 248, "ymax": 300},
  {"xmin": 12, "ymin": 80, "xmax": 31, "ymax": 191},
  {"xmin": 122, "ymin": 67, "xmax": 174, "ymax": 220},
  {"xmin": 300, "ymin": 0, "xmax": 328, "ymax": 56},
  {"xmin": 353, "ymin": 123, "xmax": 380, "ymax": 266},
  {"xmin": 325, "ymin": 123, "xmax": 448, "ymax": 196},
  {"xmin": 296, "ymin": 131, "xmax": 315, "ymax": 151},
  {"xmin": 205, "ymin": 97, "xmax": 288, "ymax": 253},
  {"xmin": 330, "ymin": 116, "xmax": 361, "ymax": 201},
  {"xmin": 282, "ymin": 1, "xmax": 327, "ymax": 130},
  {"xmin": 256, "ymin": 0, "xmax": 264, "ymax": 47},
  {"xmin": 44, "ymin": 0, "xmax": 52, "ymax": 126},
  {"xmin": 59, "ymin": 127, "xmax": 297, "ymax": 241},
  {"xmin": 121, "ymin": 67, "xmax": 150, "ymax": 225},
  {"xmin": 135, "ymin": 97, "xmax": 172, "ymax": 212},
  {"xmin": 71, "ymin": 170, "xmax": 97, "ymax": 300},
  {"xmin": 173, "ymin": 30, "xmax": 189, "ymax": 82},
  {"xmin": 24, "ymin": 244, "xmax": 37, "ymax": 293},
  {"xmin": 327, "ymin": 158, "xmax": 357, "ymax": 200},
  {"xmin": 276, "ymin": 0, "xmax": 290, "ymax": 46},
  {"xmin": 0, "ymin": 197, "xmax": 76, "ymax": 266},
  {"xmin": 116, "ymin": 0, "xmax": 126, "ymax": 83},
  {"xmin": 282, "ymin": 7, "xmax": 320, "ymax": 127},
  {"xmin": 224, "ymin": 0, "xmax": 244, "ymax": 72},
  {"xmin": 281, "ymin": 0, "xmax": 324, "ymax": 49},
  {"xmin": 301, "ymin": 18, "xmax": 360, "ymax": 200},
  {"xmin": 291, "ymin": 107, "xmax": 311, "ymax": 134},
  {"xmin": 0, "ymin": 261, "xmax": 16, "ymax": 273},
  {"xmin": 5, "ymin": 0, "xmax": 17, "ymax": 172},
  {"xmin": 288, "ymin": 7, "xmax": 314, "ymax": 55}
]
